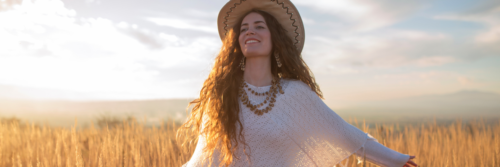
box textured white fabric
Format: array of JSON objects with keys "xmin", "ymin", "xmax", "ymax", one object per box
[
  {"xmin": 183, "ymin": 79, "xmax": 409, "ymax": 167},
  {"xmin": 354, "ymin": 136, "xmax": 410, "ymax": 167}
]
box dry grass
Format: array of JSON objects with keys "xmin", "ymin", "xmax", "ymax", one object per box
[
  {"xmin": 343, "ymin": 118, "xmax": 500, "ymax": 167},
  {"xmin": 0, "ymin": 117, "xmax": 499, "ymax": 167},
  {"xmin": 0, "ymin": 117, "xmax": 196, "ymax": 167}
]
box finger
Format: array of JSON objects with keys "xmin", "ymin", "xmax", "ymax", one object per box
[
  {"xmin": 408, "ymin": 160, "xmax": 418, "ymax": 166},
  {"xmin": 409, "ymin": 155, "xmax": 416, "ymax": 159},
  {"xmin": 403, "ymin": 164, "xmax": 410, "ymax": 167}
]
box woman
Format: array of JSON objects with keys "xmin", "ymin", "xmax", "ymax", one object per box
[{"xmin": 179, "ymin": 0, "xmax": 418, "ymax": 167}]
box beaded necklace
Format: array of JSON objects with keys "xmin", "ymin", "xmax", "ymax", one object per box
[{"xmin": 239, "ymin": 78, "xmax": 284, "ymax": 115}]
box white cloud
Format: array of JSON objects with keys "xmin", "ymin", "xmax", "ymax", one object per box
[
  {"xmin": 84, "ymin": 0, "xmax": 101, "ymax": 4},
  {"xmin": 301, "ymin": 17, "xmax": 316, "ymax": 24},
  {"xmin": 0, "ymin": 0, "xmax": 76, "ymax": 29},
  {"xmin": 0, "ymin": 0, "xmax": 222, "ymax": 100},
  {"xmin": 413, "ymin": 56, "xmax": 456, "ymax": 67},
  {"xmin": 435, "ymin": 2, "xmax": 500, "ymax": 45},
  {"xmin": 373, "ymin": 71, "xmax": 448, "ymax": 84},
  {"xmin": 303, "ymin": 29, "xmax": 453, "ymax": 73},
  {"xmin": 300, "ymin": 0, "xmax": 499, "ymax": 74},
  {"xmin": 475, "ymin": 25, "xmax": 500, "ymax": 43},
  {"xmin": 457, "ymin": 76, "xmax": 473, "ymax": 85},
  {"xmin": 1, "ymin": 0, "xmax": 498, "ymax": 101},
  {"xmin": 147, "ymin": 17, "xmax": 218, "ymax": 34},
  {"xmin": 371, "ymin": 71, "xmax": 481, "ymax": 89},
  {"xmin": 294, "ymin": 0, "xmax": 427, "ymax": 32},
  {"xmin": 291, "ymin": 0, "xmax": 477, "ymax": 72}
]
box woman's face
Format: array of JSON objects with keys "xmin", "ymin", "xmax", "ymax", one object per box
[{"xmin": 238, "ymin": 12, "xmax": 272, "ymax": 58}]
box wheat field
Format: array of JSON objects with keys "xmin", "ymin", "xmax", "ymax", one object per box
[{"xmin": 1, "ymin": 117, "xmax": 499, "ymax": 167}]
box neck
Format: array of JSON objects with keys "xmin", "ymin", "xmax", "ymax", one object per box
[{"xmin": 243, "ymin": 56, "xmax": 273, "ymax": 87}]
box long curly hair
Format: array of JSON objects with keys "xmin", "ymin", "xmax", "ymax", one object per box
[{"xmin": 177, "ymin": 10, "xmax": 323, "ymax": 167}]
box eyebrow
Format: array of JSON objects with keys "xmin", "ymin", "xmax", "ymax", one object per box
[{"xmin": 241, "ymin": 21, "xmax": 266, "ymax": 26}]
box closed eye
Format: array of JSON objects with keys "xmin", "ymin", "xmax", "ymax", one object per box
[{"xmin": 241, "ymin": 26, "xmax": 265, "ymax": 32}]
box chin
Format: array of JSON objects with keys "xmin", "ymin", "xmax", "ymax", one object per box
[
  {"xmin": 243, "ymin": 50, "xmax": 270, "ymax": 58},
  {"xmin": 244, "ymin": 52, "xmax": 265, "ymax": 58}
]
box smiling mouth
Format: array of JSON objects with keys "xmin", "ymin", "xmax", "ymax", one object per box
[{"xmin": 245, "ymin": 40, "xmax": 260, "ymax": 44}]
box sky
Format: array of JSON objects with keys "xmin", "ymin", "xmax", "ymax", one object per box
[{"xmin": 0, "ymin": 0, "xmax": 499, "ymax": 105}]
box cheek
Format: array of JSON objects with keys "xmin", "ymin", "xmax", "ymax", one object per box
[
  {"xmin": 264, "ymin": 32, "xmax": 272, "ymax": 49},
  {"xmin": 238, "ymin": 35, "xmax": 245, "ymax": 47}
]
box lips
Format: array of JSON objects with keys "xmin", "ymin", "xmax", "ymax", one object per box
[{"xmin": 245, "ymin": 38, "xmax": 260, "ymax": 44}]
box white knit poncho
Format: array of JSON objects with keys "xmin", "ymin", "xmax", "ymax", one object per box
[{"xmin": 184, "ymin": 79, "xmax": 410, "ymax": 167}]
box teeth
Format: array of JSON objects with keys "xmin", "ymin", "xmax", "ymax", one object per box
[{"xmin": 246, "ymin": 40, "xmax": 259, "ymax": 44}]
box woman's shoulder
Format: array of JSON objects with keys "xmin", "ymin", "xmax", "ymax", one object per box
[{"xmin": 282, "ymin": 78, "xmax": 316, "ymax": 94}]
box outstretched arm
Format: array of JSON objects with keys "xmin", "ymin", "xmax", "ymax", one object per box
[
  {"xmin": 289, "ymin": 80, "xmax": 418, "ymax": 167},
  {"xmin": 354, "ymin": 134, "xmax": 417, "ymax": 167}
]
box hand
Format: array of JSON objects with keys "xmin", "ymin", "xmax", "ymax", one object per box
[{"xmin": 403, "ymin": 155, "xmax": 417, "ymax": 167}]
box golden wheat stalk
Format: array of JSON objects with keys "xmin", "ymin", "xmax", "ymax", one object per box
[{"xmin": 0, "ymin": 117, "xmax": 498, "ymax": 167}]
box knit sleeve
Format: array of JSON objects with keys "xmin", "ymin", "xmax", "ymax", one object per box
[
  {"xmin": 354, "ymin": 134, "xmax": 410, "ymax": 167},
  {"xmin": 289, "ymin": 80, "xmax": 409, "ymax": 167}
]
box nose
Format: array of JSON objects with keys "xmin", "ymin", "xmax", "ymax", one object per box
[{"xmin": 245, "ymin": 29, "xmax": 255, "ymax": 36}]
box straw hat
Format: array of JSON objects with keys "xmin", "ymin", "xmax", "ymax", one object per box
[{"xmin": 217, "ymin": 0, "xmax": 305, "ymax": 53}]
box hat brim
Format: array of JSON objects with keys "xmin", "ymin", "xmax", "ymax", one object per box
[{"xmin": 217, "ymin": 0, "xmax": 305, "ymax": 54}]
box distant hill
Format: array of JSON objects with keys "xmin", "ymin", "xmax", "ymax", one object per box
[
  {"xmin": 1, "ymin": 85, "xmax": 499, "ymax": 126},
  {"xmin": 0, "ymin": 84, "xmax": 95, "ymax": 100},
  {"xmin": 0, "ymin": 98, "xmax": 194, "ymax": 127},
  {"xmin": 0, "ymin": 84, "xmax": 195, "ymax": 127},
  {"xmin": 336, "ymin": 90, "xmax": 500, "ymax": 122}
]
